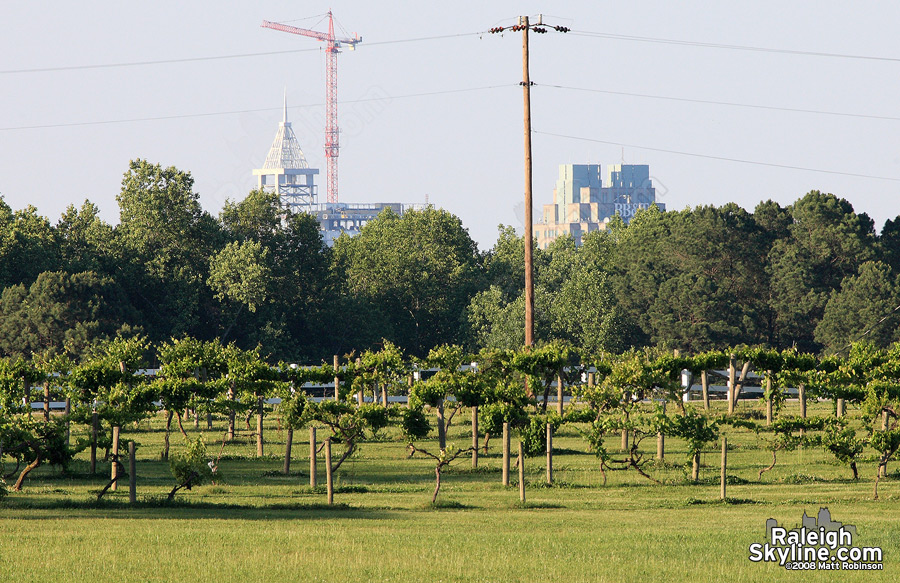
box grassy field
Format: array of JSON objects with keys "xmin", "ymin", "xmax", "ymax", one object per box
[{"xmin": 1, "ymin": 400, "xmax": 897, "ymax": 582}]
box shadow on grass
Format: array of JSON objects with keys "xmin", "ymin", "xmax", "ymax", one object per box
[
  {"xmin": 508, "ymin": 501, "xmax": 566, "ymax": 510},
  {"xmin": 1, "ymin": 496, "xmax": 396, "ymax": 520},
  {"xmin": 419, "ymin": 500, "xmax": 476, "ymax": 511},
  {"xmin": 685, "ymin": 497, "xmax": 759, "ymax": 506}
]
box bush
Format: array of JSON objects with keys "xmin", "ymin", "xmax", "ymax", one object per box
[{"xmin": 168, "ymin": 437, "xmax": 214, "ymax": 500}]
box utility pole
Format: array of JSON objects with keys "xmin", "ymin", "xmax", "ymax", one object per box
[{"xmin": 491, "ymin": 16, "xmax": 568, "ymax": 347}]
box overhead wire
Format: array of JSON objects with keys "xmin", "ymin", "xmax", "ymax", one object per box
[
  {"xmin": 569, "ymin": 30, "xmax": 900, "ymax": 63},
  {"xmin": 0, "ymin": 84, "xmax": 514, "ymax": 132},
  {"xmin": 533, "ymin": 130, "xmax": 900, "ymax": 183},
  {"xmin": 539, "ymin": 83, "xmax": 900, "ymax": 123},
  {"xmin": 0, "ymin": 32, "xmax": 484, "ymax": 76}
]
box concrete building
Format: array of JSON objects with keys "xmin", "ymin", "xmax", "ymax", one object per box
[
  {"xmin": 292, "ymin": 201, "xmax": 426, "ymax": 247},
  {"xmin": 253, "ymin": 97, "xmax": 424, "ymax": 246},
  {"xmin": 534, "ymin": 163, "xmax": 665, "ymax": 249}
]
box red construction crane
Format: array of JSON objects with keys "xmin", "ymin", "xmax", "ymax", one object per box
[{"xmin": 262, "ymin": 12, "xmax": 362, "ymax": 204}]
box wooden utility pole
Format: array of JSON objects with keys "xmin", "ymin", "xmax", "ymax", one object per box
[
  {"xmin": 522, "ymin": 16, "xmax": 534, "ymax": 348},
  {"xmin": 490, "ymin": 16, "xmax": 567, "ymax": 348}
]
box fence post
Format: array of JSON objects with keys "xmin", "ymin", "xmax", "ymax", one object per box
[
  {"xmin": 64, "ymin": 398, "xmax": 71, "ymax": 447},
  {"xmin": 90, "ymin": 411, "xmax": 98, "ymax": 474},
  {"xmin": 799, "ymin": 384, "xmax": 806, "ymax": 418},
  {"xmin": 546, "ymin": 423, "xmax": 553, "ymax": 484},
  {"xmin": 309, "ymin": 426, "xmax": 317, "ymax": 488},
  {"xmin": 129, "ymin": 441, "xmax": 137, "ymax": 504},
  {"xmin": 325, "ymin": 438, "xmax": 334, "ymax": 505},
  {"xmin": 43, "ymin": 382, "xmax": 50, "ymax": 423},
  {"xmin": 227, "ymin": 381, "xmax": 236, "ymax": 441},
  {"xmin": 721, "ymin": 437, "xmax": 727, "ymax": 500},
  {"xmin": 283, "ymin": 427, "xmax": 293, "ymax": 475},
  {"xmin": 728, "ymin": 354, "xmax": 736, "ymax": 415},
  {"xmin": 110, "ymin": 426, "xmax": 120, "ymax": 491},
  {"xmin": 471, "ymin": 406, "xmax": 479, "ymax": 468},
  {"xmin": 437, "ymin": 400, "xmax": 447, "ymax": 450},
  {"xmin": 881, "ymin": 411, "xmax": 889, "ymax": 478},
  {"xmin": 766, "ymin": 372, "xmax": 773, "ymax": 426},
  {"xmin": 333, "ymin": 355, "xmax": 340, "ymax": 401},
  {"xmin": 657, "ymin": 400, "xmax": 665, "ymax": 461},
  {"xmin": 502, "ymin": 422, "xmax": 510, "ymax": 487},
  {"xmin": 256, "ymin": 395, "xmax": 264, "ymax": 457},
  {"xmin": 701, "ymin": 370, "xmax": 710, "ymax": 411},
  {"xmin": 556, "ymin": 374, "xmax": 564, "ymax": 416},
  {"xmin": 518, "ymin": 441, "xmax": 526, "ymax": 503},
  {"xmin": 836, "ymin": 398, "xmax": 845, "ymax": 418}
]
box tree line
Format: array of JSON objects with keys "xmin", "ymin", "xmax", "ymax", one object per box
[{"xmin": 0, "ymin": 159, "xmax": 898, "ymax": 363}]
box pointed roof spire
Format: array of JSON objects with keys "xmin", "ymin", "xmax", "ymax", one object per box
[{"xmin": 263, "ymin": 92, "xmax": 308, "ymax": 170}]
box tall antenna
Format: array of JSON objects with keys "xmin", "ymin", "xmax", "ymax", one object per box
[{"xmin": 262, "ymin": 12, "xmax": 362, "ymax": 204}]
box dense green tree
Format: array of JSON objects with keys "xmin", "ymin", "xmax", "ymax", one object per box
[
  {"xmin": 115, "ymin": 159, "xmax": 223, "ymax": 339},
  {"xmin": 0, "ymin": 201, "xmax": 60, "ymax": 290},
  {"xmin": 208, "ymin": 240, "xmax": 271, "ymax": 315},
  {"xmin": 217, "ymin": 190, "xmax": 330, "ymax": 359},
  {"xmin": 0, "ymin": 271, "xmax": 138, "ymax": 359},
  {"xmin": 332, "ymin": 207, "xmax": 482, "ymax": 356},
  {"xmin": 767, "ymin": 191, "xmax": 875, "ymax": 351},
  {"xmin": 815, "ymin": 261, "xmax": 900, "ymax": 354},
  {"xmin": 611, "ymin": 204, "xmax": 768, "ymax": 351},
  {"xmin": 54, "ymin": 201, "xmax": 117, "ymax": 276}
]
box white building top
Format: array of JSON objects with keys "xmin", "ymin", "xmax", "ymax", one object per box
[{"xmin": 262, "ymin": 96, "xmax": 310, "ymax": 170}]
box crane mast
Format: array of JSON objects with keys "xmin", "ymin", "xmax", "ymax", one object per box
[{"xmin": 261, "ymin": 12, "xmax": 361, "ymax": 204}]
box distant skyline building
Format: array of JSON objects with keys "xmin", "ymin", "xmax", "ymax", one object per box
[
  {"xmin": 534, "ymin": 163, "xmax": 665, "ymax": 249},
  {"xmin": 252, "ymin": 97, "xmax": 319, "ymax": 208},
  {"xmin": 253, "ymin": 96, "xmax": 424, "ymax": 247}
]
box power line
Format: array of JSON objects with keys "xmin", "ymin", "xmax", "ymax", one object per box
[
  {"xmin": 0, "ymin": 85, "xmax": 513, "ymax": 132},
  {"xmin": 540, "ymin": 83, "xmax": 900, "ymax": 123},
  {"xmin": 0, "ymin": 32, "xmax": 484, "ymax": 76},
  {"xmin": 570, "ymin": 30, "xmax": 900, "ymax": 63},
  {"xmin": 533, "ymin": 130, "xmax": 900, "ymax": 182}
]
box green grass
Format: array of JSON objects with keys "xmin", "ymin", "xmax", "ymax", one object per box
[{"xmin": 1, "ymin": 400, "xmax": 898, "ymax": 582}]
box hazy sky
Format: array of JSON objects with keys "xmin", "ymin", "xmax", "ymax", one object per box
[{"xmin": 2, "ymin": 2, "xmax": 899, "ymax": 249}]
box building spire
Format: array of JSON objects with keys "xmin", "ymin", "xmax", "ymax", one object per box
[{"xmin": 282, "ymin": 87, "xmax": 288, "ymax": 125}]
